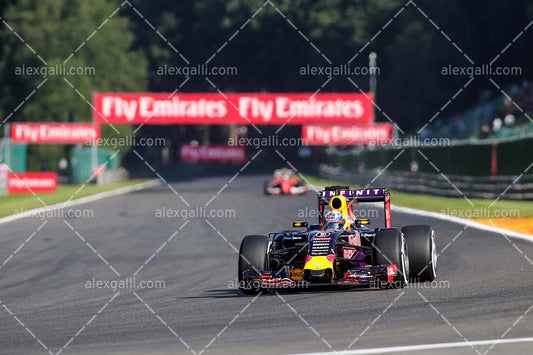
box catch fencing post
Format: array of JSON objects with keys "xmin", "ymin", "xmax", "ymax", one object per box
[
  {"xmin": 491, "ymin": 139, "xmax": 498, "ymax": 179},
  {"xmin": 91, "ymin": 94, "xmax": 97, "ymax": 183}
]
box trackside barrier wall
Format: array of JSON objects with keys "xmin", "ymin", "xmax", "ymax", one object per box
[
  {"xmin": 71, "ymin": 147, "xmax": 119, "ymax": 184},
  {"xmin": 321, "ymin": 136, "xmax": 533, "ymax": 176},
  {"xmin": 1, "ymin": 139, "xmax": 27, "ymax": 173},
  {"xmin": 319, "ymin": 166, "xmax": 533, "ymax": 200},
  {"xmin": 319, "ymin": 135, "xmax": 533, "ymax": 200}
]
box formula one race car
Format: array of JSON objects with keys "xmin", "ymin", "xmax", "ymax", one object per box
[
  {"xmin": 264, "ymin": 169, "xmax": 307, "ymax": 195},
  {"xmin": 238, "ymin": 186, "xmax": 437, "ymax": 295}
]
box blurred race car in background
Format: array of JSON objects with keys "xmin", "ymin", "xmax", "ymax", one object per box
[
  {"xmin": 264, "ymin": 168, "xmax": 307, "ymax": 195},
  {"xmin": 239, "ymin": 185, "xmax": 437, "ymax": 295}
]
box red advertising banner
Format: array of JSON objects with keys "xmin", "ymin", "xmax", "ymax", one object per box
[
  {"xmin": 302, "ymin": 123, "xmax": 393, "ymax": 145},
  {"xmin": 8, "ymin": 172, "xmax": 58, "ymax": 194},
  {"xmin": 93, "ymin": 93, "xmax": 374, "ymax": 125},
  {"xmin": 11, "ymin": 123, "xmax": 100, "ymax": 144},
  {"xmin": 180, "ymin": 145, "xmax": 246, "ymax": 163}
]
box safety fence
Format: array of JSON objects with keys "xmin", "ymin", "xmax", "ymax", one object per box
[
  {"xmin": 319, "ymin": 166, "xmax": 533, "ymax": 200},
  {"xmin": 319, "ymin": 135, "xmax": 533, "ymax": 200},
  {"xmin": 320, "ymin": 134, "xmax": 533, "ymax": 177}
]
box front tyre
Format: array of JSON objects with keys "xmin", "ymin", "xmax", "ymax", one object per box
[
  {"xmin": 238, "ymin": 235, "xmax": 269, "ymax": 295},
  {"xmin": 373, "ymin": 228, "xmax": 409, "ymax": 288},
  {"xmin": 402, "ymin": 225, "xmax": 437, "ymax": 282}
]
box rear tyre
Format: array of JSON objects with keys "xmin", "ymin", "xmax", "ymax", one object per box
[
  {"xmin": 263, "ymin": 181, "xmax": 270, "ymax": 195},
  {"xmin": 402, "ymin": 225, "xmax": 437, "ymax": 282},
  {"xmin": 238, "ymin": 235, "xmax": 269, "ymax": 295},
  {"xmin": 373, "ymin": 228, "xmax": 409, "ymax": 288}
]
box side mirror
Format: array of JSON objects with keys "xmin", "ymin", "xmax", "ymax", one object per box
[
  {"xmin": 293, "ymin": 221, "xmax": 308, "ymax": 228},
  {"xmin": 356, "ymin": 219, "xmax": 370, "ymax": 226}
]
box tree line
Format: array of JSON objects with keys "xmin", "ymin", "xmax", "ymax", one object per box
[{"xmin": 1, "ymin": 0, "xmax": 532, "ymax": 169}]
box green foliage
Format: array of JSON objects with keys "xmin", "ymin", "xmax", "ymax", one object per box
[
  {"xmin": 0, "ymin": 0, "xmax": 147, "ymax": 169},
  {"xmin": 1, "ymin": 0, "xmax": 533, "ymax": 169},
  {"xmin": 129, "ymin": 0, "xmax": 533, "ymax": 118}
]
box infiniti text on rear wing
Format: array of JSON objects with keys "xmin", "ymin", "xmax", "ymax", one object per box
[
  {"xmin": 320, "ymin": 188, "xmax": 388, "ymax": 202},
  {"xmin": 318, "ymin": 188, "xmax": 392, "ymax": 228}
]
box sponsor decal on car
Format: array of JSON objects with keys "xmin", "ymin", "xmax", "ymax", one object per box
[
  {"xmin": 289, "ymin": 268, "xmax": 304, "ymax": 281},
  {"xmin": 387, "ymin": 264, "xmax": 397, "ymax": 282},
  {"xmin": 343, "ymin": 247, "xmax": 356, "ymax": 259}
]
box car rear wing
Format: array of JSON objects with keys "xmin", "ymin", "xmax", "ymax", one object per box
[{"xmin": 318, "ymin": 186, "xmax": 392, "ymax": 228}]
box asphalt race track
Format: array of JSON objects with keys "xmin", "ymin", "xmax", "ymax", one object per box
[{"xmin": 0, "ymin": 174, "xmax": 532, "ymax": 355}]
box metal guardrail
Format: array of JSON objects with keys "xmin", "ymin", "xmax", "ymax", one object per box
[
  {"xmin": 96, "ymin": 168, "xmax": 128, "ymax": 185},
  {"xmin": 322, "ymin": 135, "xmax": 533, "ymax": 177},
  {"xmin": 319, "ymin": 165, "xmax": 533, "ymax": 200},
  {"xmin": 0, "ymin": 176, "xmax": 7, "ymax": 195}
]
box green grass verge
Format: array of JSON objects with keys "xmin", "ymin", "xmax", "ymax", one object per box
[
  {"xmin": 303, "ymin": 175, "xmax": 533, "ymax": 218},
  {"xmin": 0, "ymin": 179, "xmax": 151, "ymax": 218}
]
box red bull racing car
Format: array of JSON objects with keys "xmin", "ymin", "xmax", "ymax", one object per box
[
  {"xmin": 238, "ymin": 186, "xmax": 437, "ymax": 294},
  {"xmin": 264, "ymin": 169, "xmax": 307, "ymax": 195}
]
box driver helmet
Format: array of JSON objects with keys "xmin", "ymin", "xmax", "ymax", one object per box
[{"xmin": 324, "ymin": 210, "xmax": 345, "ymax": 230}]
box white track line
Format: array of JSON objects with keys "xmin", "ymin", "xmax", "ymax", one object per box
[
  {"xmin": 391, "ymin": 204, "xmax": 533, "ymax": 242},
  {"xmin": 4, "ymin": 181, "xmax": 531, "ymax": 243},
  {"xmin": 0, "ymin": 180, "xmax": 161, "ymax": 225},
  {"xmin": 291, "ymin": 337, "xmax": 533, "ymax": 355},
  {"xmin": 308, "ymin": 184, "xmax": 533, "ymax": 242}
]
